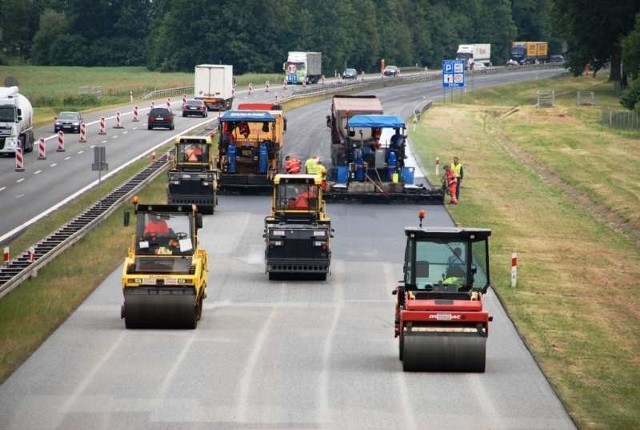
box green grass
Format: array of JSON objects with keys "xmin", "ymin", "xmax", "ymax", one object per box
[{"xmin": 412, "ymin": 73, "xmax": 640, "ymax": 429}]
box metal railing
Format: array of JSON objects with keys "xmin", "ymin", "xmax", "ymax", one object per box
[{"xmin": 601, "ymin": 108, "xmax": 640, "ymax": 129}]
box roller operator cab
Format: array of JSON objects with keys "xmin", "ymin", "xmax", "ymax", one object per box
[
  {"xmin": 324, "ymin": 114, "xmax": 444, "ymax": 204},
  {"xmin": 216, "ymin": 110, "xmax": 283, "ymax": 193},
  {"xmin": 121, "ymin": 200, "xmax": 208, "ymax": 329},
  {"xmin": 167, "ymin": 135, "xmax": 218, "ymax": 214},
  {"xmin": 264, "ymin": 174, "xmax": 333, "ymax": 280},
  {"xmin": 393, "ymin": 213, "xmax": 493, "ymax": 372}
]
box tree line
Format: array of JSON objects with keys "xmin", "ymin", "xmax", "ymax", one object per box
[{"xmin": 1, "ymin": 0, "xmax": 639, "ymax": 108}]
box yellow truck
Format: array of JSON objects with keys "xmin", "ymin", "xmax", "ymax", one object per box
[{"xmin": 510, "ymin": 41, "xmax": 548, "ymax": 64}]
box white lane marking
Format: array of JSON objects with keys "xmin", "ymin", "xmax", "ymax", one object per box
[
  {"xmin": 78, "ymin": 150, "xmax": 85, "ymax": 154},
  {"xmin": 15, "ymin": 194, "xmax": 24, "ymax": 199},
  {"xmin": 0, "ymin": 187, "xmax": 5, "ymax": 192},
  {"xmin": 64, "ymin": 156, "xmax": 71, "ymax": 161},
  {"xmin": 50, "ymin": 163, "xmax": 57, "ymax": 167},
  {"xmin": 158, "ymin": 332, "xmax": 197, "ymax": 398},
  {"xmin": 16, "ymin": 178, "xmax": 24, "ymax": 183},
  {"xmin": 33, "ymin": 170, "xmax": 42, "ymax": 175}
]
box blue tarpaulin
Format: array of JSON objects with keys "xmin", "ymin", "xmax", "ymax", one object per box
[
  {"xmin": 220, "ymin": 110, "xmax": 276, "ymax": 122},
  {"xmin": 347, "ymin": 114, "xmax": 405, "ymax": 129}
]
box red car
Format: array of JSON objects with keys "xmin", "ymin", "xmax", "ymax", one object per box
[{"xmin": 182, "ymin": 99, "xmax": 208, "ymax": 118}]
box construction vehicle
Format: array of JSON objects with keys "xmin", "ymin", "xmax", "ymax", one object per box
[
  {"xmin": 120, "ymin": 199, "xmax": 208, "ymax": 329},
  {"xmin": 283, "ymin": 51, "xmax": 322, "ymax": 84},
  {"xmin": 510, "ymin": 41, "xmax": 548, "ymax": 64},
  {"xmin": 0, "ymin": 86, "xmax": 35, "ymax": 156},
  {"xmin": 264, "ymin": 174, "xmax": 332, "ymax": 280},
  {"xmin": 167, "ymin": 135, "xmax": 218, "ymax": 214},
  {"xmin": 216, "ymin": 109, "xmax": 284, "ymax": 193},
  {"xmin": 194, "ymin": 64, "xmax": 234, "ymax": 111},
  {"xmin": 323, "ymin": 114, "xmax": 444, "ymax": 203},
  {"xmin": 393, "ymin": 211, "xmax": 493, "ymax": 372},
  {"xmin": 326, "ymin": 95, "xmax": 383, "ymax": 166}
]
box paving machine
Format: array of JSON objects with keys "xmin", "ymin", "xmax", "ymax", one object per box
[
  {"xmin": 167, "ymin": 135, "xmax": 218, "ymax": 214},
  {"xmin": 324, "ymin": 114, "xmax": 444, "ymax": 203},
  {"xmin": 216, "ymin": 109, "xmax": 284, "ymax": 193},
  {"xmin": 121, "ymin": 199, "xmax": 208, "ymax": 329},
  {"xmin": 393, "ymin": 211, "xmax": 493, "ymax": 372},
  {"xmin": 264, "ymin": 174, "xmax": 333, "ymax": 280}
]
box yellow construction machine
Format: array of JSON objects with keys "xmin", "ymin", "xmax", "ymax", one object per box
[{"xmin": 120, "ymin": 198, "xmax": 208, "ymax": 329}]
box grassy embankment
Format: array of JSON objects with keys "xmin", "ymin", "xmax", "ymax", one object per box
[
  {"xmin": 411, "ymin": 73, "xmax": 640, "ymax": 429},
  {"xmin": 0, "ymin": 66, "xmax": 638, "ymax": 429}
]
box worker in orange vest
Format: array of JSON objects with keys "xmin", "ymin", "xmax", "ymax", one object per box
[
  {"xmin": 284, "ymin": 155, "xmax": 302, "ymax": 174},
  {"xmin": 443, "ymin": 165, "xmax": 458, "ymax": 205}
]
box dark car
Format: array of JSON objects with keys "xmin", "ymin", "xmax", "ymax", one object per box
[
  {"xmin": 54, "ymin": 111, "xmax": 83, "ymax": 133},
  {"xmin": 382, "ymin": 65, "xmax": 400, "ymax": 77},
  {"xmin": 549, "ymin": 55, "xmax": 565, "ymax": 64},
  {"xmin": 182, "ymin": 99, "xmax": 208, "ymax": 118},
  {"xmin": 147, "ymin": 107, "xmax": 175, "ymax": 130},
  {"xmin": 342, "ymin": 68, "xmax": 358, "ymax": 80}
]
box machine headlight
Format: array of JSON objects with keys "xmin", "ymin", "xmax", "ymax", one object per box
[
  {"xmin": 272, "ymin": 230, "xmax": 285, "ymax": 236},
  {"xmin": 313, "ymin": 230, "xmax": 326, "ymax": 237},
  {"xmin": 269, "ymin": 240, "xmax": 283, "ymax": 246}
]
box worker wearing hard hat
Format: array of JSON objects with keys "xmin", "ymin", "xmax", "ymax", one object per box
[{"xmin": 304, "ymin": 156, "xmax": 320, "ymax": 175}]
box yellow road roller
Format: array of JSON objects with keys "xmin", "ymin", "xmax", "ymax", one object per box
[{"xmin": 121, "ymin": 198, "xmax": 208, "ymax": 329}]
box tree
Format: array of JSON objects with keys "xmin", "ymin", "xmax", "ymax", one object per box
[{"xmin": 31, "ymin": 9, "xmax": 69, "ymax": 65}]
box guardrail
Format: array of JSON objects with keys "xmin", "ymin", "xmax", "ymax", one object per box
[{"xmin": 142, "ymin": 86, "xmax": 194, "ymax": 100}]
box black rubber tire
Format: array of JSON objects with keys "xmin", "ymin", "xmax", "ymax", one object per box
[{"xmin": 399, "ymin": 331, "xmax": 404, "ymax": 361}]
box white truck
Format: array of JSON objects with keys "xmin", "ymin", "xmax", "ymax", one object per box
[
  {"xmin": 455, "ymin": 44, "xmax": 491, "ymax": 69},
  {"xmin": 194, "ymin": 64, "xmax": 234, "ymax": 111},
  {"xmin": 0, "ymin": 86, "xmax": 34, "ymax": 156},
  {"xmin": 283, "ymin": 51, "xmax": 322, "ymax": 85}
]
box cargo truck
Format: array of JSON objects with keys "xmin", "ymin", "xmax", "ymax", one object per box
[
  {"xmin": 194, "ymin": 64, "xmax": 234, "ymax": 111},
  {"xmin": 0, "ymin": 86, "xmax": 35, "ymax": 156},
  {"xmin": 283, "ymin": 51, "xmax": 322, "ymax": 85},
  {"xmin": 455, "ymin": 44, "xmax": 491, "ymax": 69},
  {"xmin": 510, "ymin": 41, "xmax": 548, "ymax": 64}
]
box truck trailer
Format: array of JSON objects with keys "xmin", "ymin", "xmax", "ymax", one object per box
[
  {"xmin": 0, "ymin": 86, "xmax": 35, "ymax": 156},
  {"xmin": 455, "ymin": 44, "xmax": 491, "ymax": 69},
  {"xmin": 510, "ymin": 41, "xmax": 548, "ymax": 64},
  {"xmin": 283, "ymin": 51, "xmax": 322, "ymax": 85},
  {"xmin": 194, "ymin": 64, "xmax": 234, "ymax": 111}
]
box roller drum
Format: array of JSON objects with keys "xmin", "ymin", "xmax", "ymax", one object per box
[
  {"xmin": 123, "ymin": 287, "xmax": 198, "ymax": 329},
  {"xmin": 402, "ymin": 332, "xmax": 486, "ymax": 372}
]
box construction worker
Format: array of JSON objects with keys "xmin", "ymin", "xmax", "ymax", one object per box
[
  {"xmin": 450, "ymin": 156, "xmax": 464, "ymax": 201},
  {"xmin": 284, "ymin": 155, "xmax": 302, "ymax": 174},
  {"xmin": 304, "ymin": 156, "xmax": 319, "ymax": 175},
  {"xmin": 443, "ymin": 165, "xmax": 458, "ymax": 205},
  {"xmin": 144, "ymin": 215, "xmax": 170, "ymax": 238},
  {"xmin": 185, "ymin": 144, "xmax": 203, "ymax": 162}
]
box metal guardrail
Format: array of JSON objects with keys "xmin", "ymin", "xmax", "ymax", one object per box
[
  {"xmin": 142, "ymin": 86, "xmax": 194, "ymax": 100},
  {"xmin": 0, "ymin": 156, "xmax": 172, "ymax": 299}
]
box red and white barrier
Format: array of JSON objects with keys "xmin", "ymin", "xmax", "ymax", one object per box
[
  {"xmin": 15, "ymin": 147, "xmax": 24, "ymax": 172},
  {"xmin": 114, "ymin": 111, "xmax": 124, "ymax": 128},
  {"xmin": 132, "ymin": 105, "xmax": 139, "ymax": 122},
  {"xmin": 166, "ymin": 98, "xmax": 171, "ymax": 109},
  {"xmin": 510, "ymin": 252, "xmax": 518, "ymax": 288},
  {"xmin": 28, "ymin": 246, "xmax": 35, "ymax": 263},
  {"xmin": 38, "ymin": 137, "xmax": 46, "ymax": 159},
  {"xmin": 283, "ymin": 78, "xmax": 288, "ymax": 90},
  {"xmin": 3, "ymin": 247, "xmax": 9, "ymax": 265},
  {"xmin": 98, "ymin": 117, "xmax": 107, "ymax": 135},
  {"xmin": 182, "ymin": 94, "xmax": 187, "ymax": 105},
  {"xmin": 248, "ymin": 83, "xmax": 253, "ymax": 96},
  {"xmin": 149, "ymin": 101, "xmax": 155, "ymax": 111},
  {"xmin": 79, "ymin": 122, "xmax": 87, "ymax": 142},
  {"xmin": 265, "ymin": 80, "xmax": 270, "ymax": 92},
  {"xmin": 56, "ymin": 130, "xmax": 65, "ymax": 152}
]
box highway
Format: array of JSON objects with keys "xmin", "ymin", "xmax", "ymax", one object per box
[{"xmin": 0, "ymin": 68, "xmax": 576, "ymax": 429}]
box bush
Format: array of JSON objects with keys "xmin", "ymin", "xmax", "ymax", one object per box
[{"xmin": 620, "ymin": 78, "xmax": 640, "ymax": 111}]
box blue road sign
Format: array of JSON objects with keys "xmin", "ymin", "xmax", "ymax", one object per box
[{"xmin": 442, "ymin": 60, "xmax": 465, "ymax": 88}]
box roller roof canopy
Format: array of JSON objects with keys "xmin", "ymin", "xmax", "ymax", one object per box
[
  {"xmin": 219, "ymin": 110, "xmax": 276, "ymax": 122},
  {"xmin": 347, "ymin": 114, "xmax": 405, "ymax": 129}
]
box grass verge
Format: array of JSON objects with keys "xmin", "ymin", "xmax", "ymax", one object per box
[{"xmin": 412, "ymin": 73, "xmax": 640, "ymax": 429}]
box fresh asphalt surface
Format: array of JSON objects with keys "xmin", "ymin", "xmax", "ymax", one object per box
[{"xmin": 0, "ymin": 69, "xmax": 576, "ymax": 429}]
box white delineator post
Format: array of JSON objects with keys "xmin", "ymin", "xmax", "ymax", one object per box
[
  {"xmin": 435, "ymin": 157, "xmax": 440, "ymax": 177},
  {"xmin": 510, "ymin": 252, "xmax": 518, "ymax": 288}
]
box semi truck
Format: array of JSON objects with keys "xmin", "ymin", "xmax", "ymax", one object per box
[
  {"xmin": 194, "ymin": 64, "xmax": 234, "ymax": 111},
  {"xmin": 0, "ymin": 86, "xmax": 35, "ymax": 156},
  {"xmin": 455, "ymin": 44, "xmax": 491, "ymax": 69},
  {"xmin": 326, "ymin": 95, "xmax": 383, "ymax": 166},
  {"xmin": 510, "ymin": 41, "xmax": 548, "ymax": 64},
  {"xmin": 283, "ymin": 51, "xmax": 322, "ymax": 85}
]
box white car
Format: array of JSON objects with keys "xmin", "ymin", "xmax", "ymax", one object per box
[{"xmin": 472, "ymin": 62, "xmax": 487, "ymax": 71}]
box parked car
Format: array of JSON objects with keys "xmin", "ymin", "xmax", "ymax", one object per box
[
  {"xmin": 382, "ymin": 65, "xmax": 400, "ymax": 77},
  {"xmin": 147, "ymin": 107, "xmax": 175, "ymax": 130},
  {"xmin": 471, "ymin": 62, "xmax": 487, "ymax": 71},
  {"xmin": 550, "ymin": 55, "xmax": 565, "ymax": 64},
  {"xmin": 54, "ymin": 111, "xmax": 83, "ymax": 133},
  {"xmin": 182, "ymin": 99, "xmax": 208, "ymax": 118},
  {"xmin": 342, "ymin": 68, "xmax": 358, "ymax": 80}
]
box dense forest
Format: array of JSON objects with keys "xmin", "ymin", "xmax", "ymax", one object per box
[{"xmin": 1, "ymin": 0, "xmax": 639, "ymax": 107}]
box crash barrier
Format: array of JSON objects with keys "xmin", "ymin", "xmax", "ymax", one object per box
[
  {"xmin": 576, "ymin": 91, "xmax": 595, "ymax": 106},
  {"xmin": 15, "ymin": 147, "xmax": 24, "ymax": 172},
  {"xmin": 79, "ymin": 122, "xmax": 87, "ymax": 142},
  {"xmin": 38, "ymin": 138, "xmax": 46, "ymax": 159},
  {"xmin": 114, "ymin": 111, "xmax": 124, "ymax": 128},
  {"xmin": 57, "ymin": 131, "xmax": 65, "ymax": 152},
  {"xmin": 141, "ymin": 85, "xmax": 193, "ymax": 100},
  {"xmin": 132, "ymin": 105, "xmax": 139, "ymax": 122},
  {"xmin": 536, "ymin": 90, "xmax": 555, "ymax": 108},
  {"xmin": 601, "ymin": 108, "xmax": 640, "ymax": 130},
  {"xmin": 98, "ymin": 117, "xmax": 107, "ymax": 135}
]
